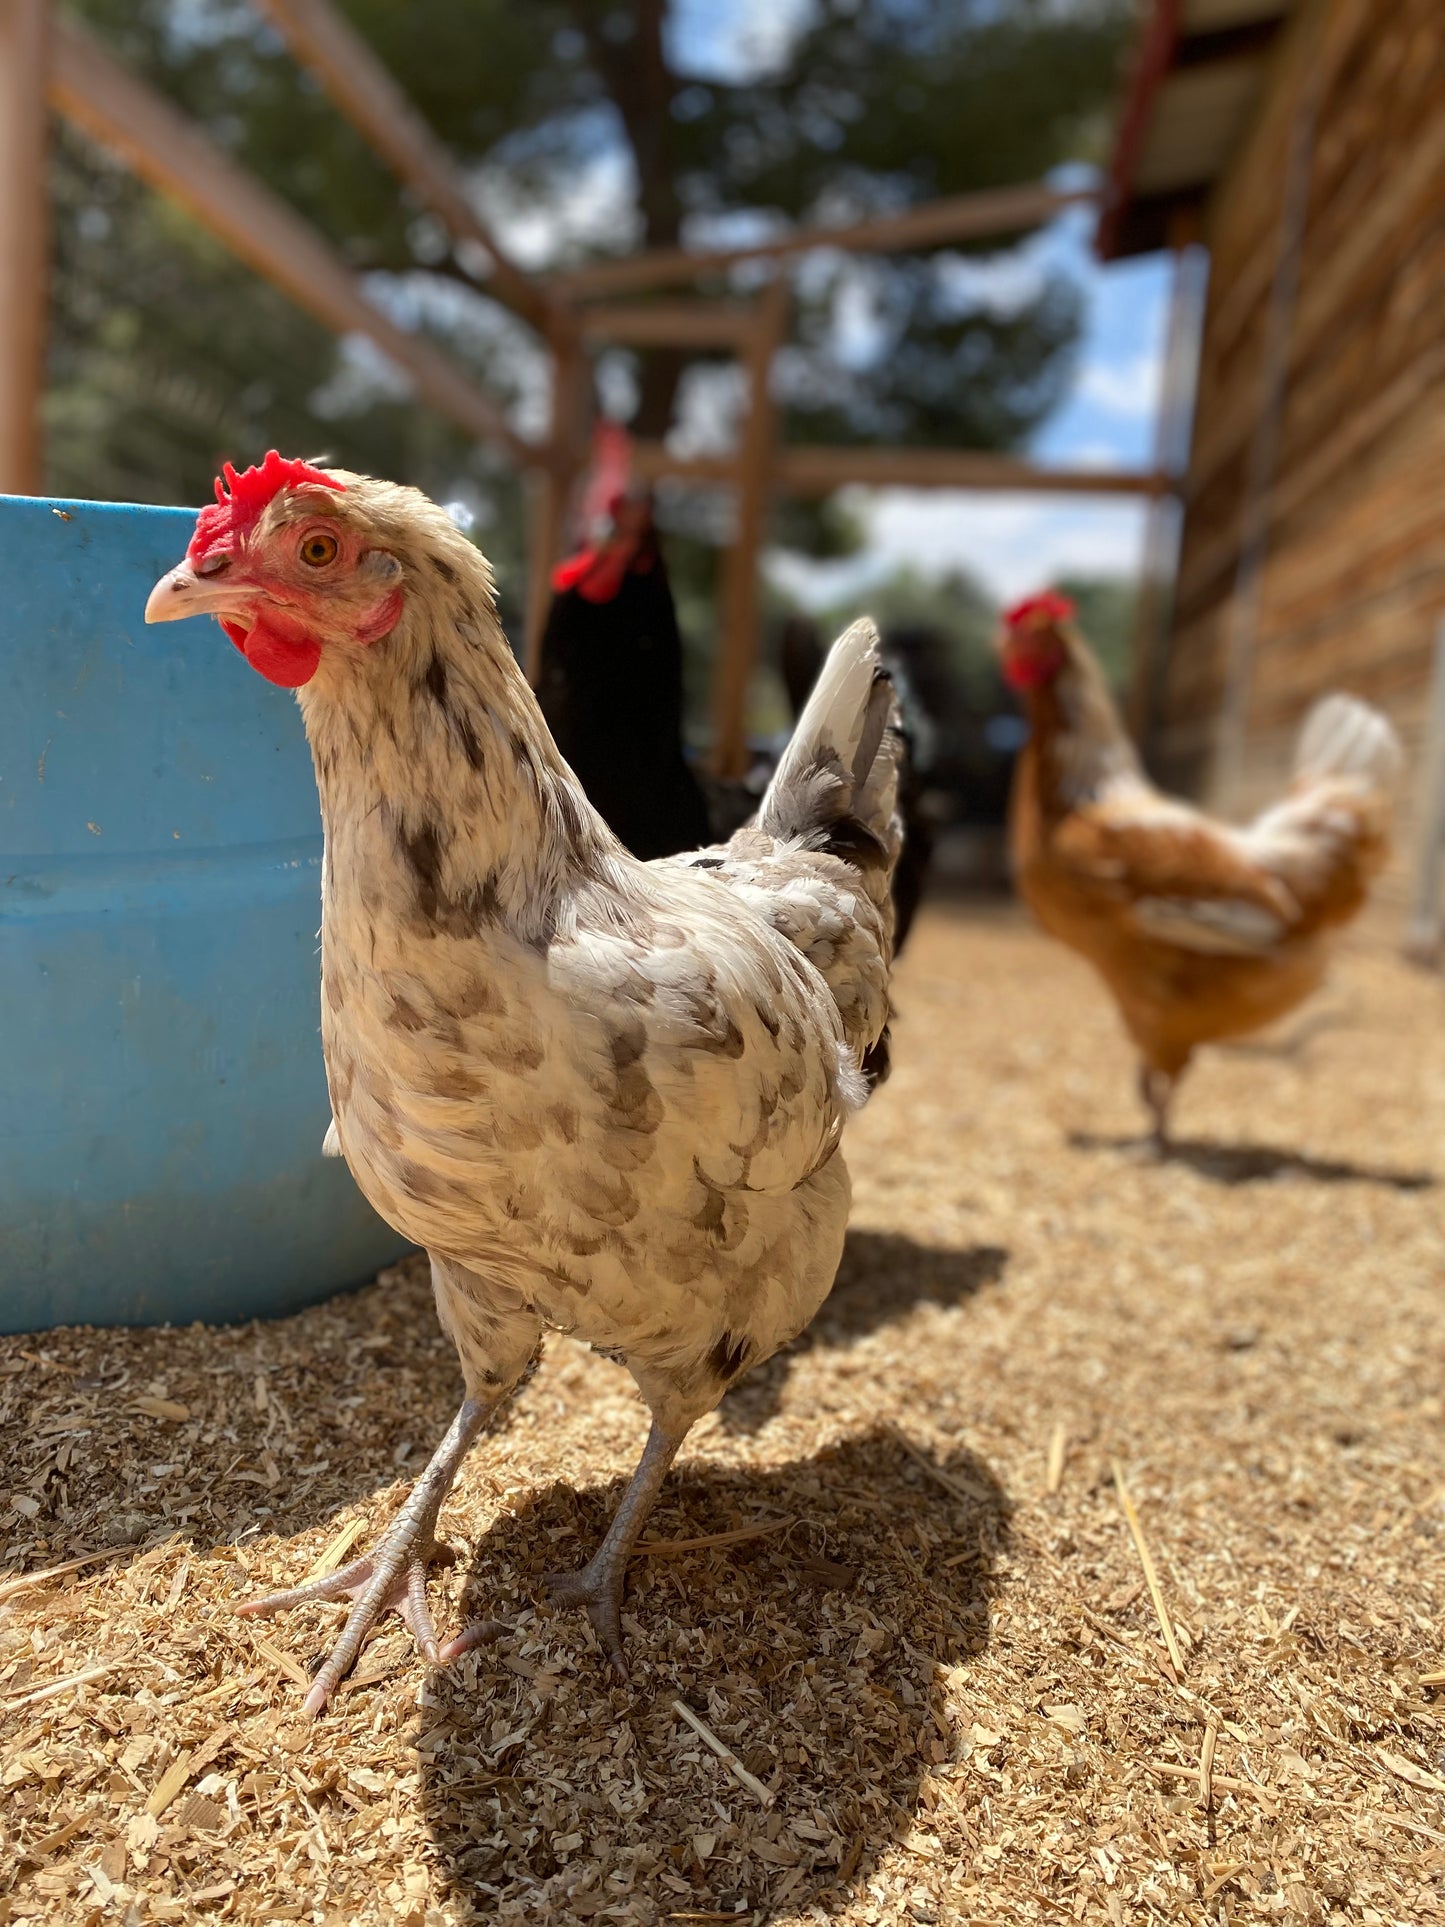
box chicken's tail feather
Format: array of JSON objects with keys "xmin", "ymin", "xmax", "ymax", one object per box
[
  {"xmin": 755, "ymin": 617, "xmax": 903, "ymax": 906},
  {"xmin": 1293, "ymin": 694, "xmax": 1402, "ymax": 794}
]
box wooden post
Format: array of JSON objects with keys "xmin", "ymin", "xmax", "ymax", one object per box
[
  {"xmin": 523, "ymin": 324, "xmax": 588, "ymax": 684},
  {"xmin": 255, "ymin": 0, "xmax": 554, "ymax": 335},
  {"xmin": 1213, "ymin": 21, "xmax": 1324, "ymax": 802},
  {"xmin": 1126, "ymin": 221, "xmax": 1207, "ymax": 745},
  {"xmin": 1405, "ymin": 616, "xmax": 1445, "ymax": 965},
  {"xmin": 0, "ymin": 0, "xmax": 50, "ymax": 496},
  {"xmin": 50, "ymin": 17, "xmax": 534, "ymax": 464},
  {"xmin": 710, "ymin": 277, "xmax": 788, "ymax": 778}
]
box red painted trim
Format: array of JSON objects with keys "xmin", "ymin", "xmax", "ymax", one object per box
[{"xmin": 1096, "ymin": 0, "xmax": 1184, "ymax": 262}]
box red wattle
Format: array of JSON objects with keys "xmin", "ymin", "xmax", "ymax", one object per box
[
  {"xmin": 222, "ymin": 615, "xmax": 322, "ymax": 688},
  {"xmin": 551, "ymin": 536, "xmax": 646, "ymax": 604},
  {"xmin": 1003, "ymin": 649, "xmax": 1064, "ymax": 692},
  {"xmin": 552, "ymin": 548, "xmax": 598, "ymax": 593}
]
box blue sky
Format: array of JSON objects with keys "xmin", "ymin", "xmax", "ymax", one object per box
[
  {"xmin": 773, "ymin": 201, "xmax": 1174, "ymax": 609},
  {"xmin": 666, "ymin": 0, "xmax": 1176, "ymax": 608},
  {"xmin": 471, "ymin": 3, "xmax": 1175, "ymax": 610}
]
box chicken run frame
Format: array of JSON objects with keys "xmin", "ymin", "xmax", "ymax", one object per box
[
  {"xmin": 11, "ymin": 0, "xmax": 1445, "ymax": 932},
  {"xmin": 0, "ymin": 0, "xmax": 1168, "ymax": 787}
]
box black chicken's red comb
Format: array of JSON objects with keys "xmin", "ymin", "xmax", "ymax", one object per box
[{"xmin": 1004, "ymin": 590, "xmax": 1075, "ymax": 630}]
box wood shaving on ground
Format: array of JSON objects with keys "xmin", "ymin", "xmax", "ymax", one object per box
[{"xmin": 2, "ymin": 903, "xmax": 1443, "ymax": 1925}]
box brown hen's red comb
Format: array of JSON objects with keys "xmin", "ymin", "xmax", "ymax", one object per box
[
  {"xmin": 1004, "ymin": 590, "xmax": 1075, "ymax": 630},
  {"xmin": 187, "ymin": 451, "xmax": 343, "ymax": 559}
]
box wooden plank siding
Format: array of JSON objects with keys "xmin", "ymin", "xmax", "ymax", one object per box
[{"xmin": 1152, "ymin": 0, "xmax": 1445, "ymax": 857}]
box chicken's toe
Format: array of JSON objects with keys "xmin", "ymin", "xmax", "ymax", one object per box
[
  {"xmin": 238, "ymin": 1538, "xmax": 458, "ymax": 1714},
  {"xmin": 544, "ymin": 1562, "xmax": 630, "ymax": 1678},
  {"xmin": 232, "ymin": 1392, "xmax": 507, "ymax": 1713},
  {"xmin": 437, "ymin": 1617, "xmax": 510, "ymax": 1664}
]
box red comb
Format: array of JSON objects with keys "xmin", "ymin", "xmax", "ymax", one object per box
[
  {"xmin": 188, "ymin": 451, "xmax": 343, "ymax": 558},
  {"xmin": 579, "ymin": 419, "xmax": 633, "ymax": 533},
  {"xmin": 1004, "ymin": 590, "xmax": 1075, "ymax": 629}
]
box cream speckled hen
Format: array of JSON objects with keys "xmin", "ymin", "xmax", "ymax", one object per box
[{"xmin": 145, "ymin": 454, "xmax": 901, "ymax": 1713}]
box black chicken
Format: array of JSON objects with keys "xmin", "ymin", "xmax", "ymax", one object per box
[{"xmin": 535, "ymin": 491, "xmax": 710, "ymax": 861}]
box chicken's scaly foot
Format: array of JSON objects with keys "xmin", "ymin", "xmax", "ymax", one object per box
[
  {"xmin": 1138, "ymin": 1065, "xmax": 1175, "ymax": 1156},
  {"xmin": 238, "ymin": 1539, "xmax": 456, "ymax": 1689},
  {"xmin": 536, "ymin": 1419, "xmax": 683, "ymax": 1679},
  {"xmin": 236, "ymin": 1394, "xmax": 496, "ymax": 1716},
  {"xmin": 544, "ymin": 1558, "xmax": 631, "ymax": 1677}
]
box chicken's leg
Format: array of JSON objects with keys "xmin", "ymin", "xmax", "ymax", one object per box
[
  {"xmin": 238, "ymin": 1394, "xmax": 503, "ymax": 1716},
  {"xmin": 526, "ymin": 1420, "xmax": 683, "ymax": 1677},
  {"xmin": 1139, "ymin": 1064, "xmax": 1175, "ymax": 1152}
]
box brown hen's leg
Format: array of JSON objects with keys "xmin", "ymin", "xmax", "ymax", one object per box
[
  {"xmin": 238, "ymin": 1395, "xmax": 504, "ymax": 1716},
  {"xmin": 1139, "ymin": 1064, "xmax": 1175, "ymax": 1152},
  {"xmin": 531, "ymin": 1420, "xmax": 684, "ymax": 1678}
]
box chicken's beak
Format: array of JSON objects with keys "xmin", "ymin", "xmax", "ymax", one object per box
[{"xmin": 144, "ymin": 562, "xmax": 255, "ymax": 626}]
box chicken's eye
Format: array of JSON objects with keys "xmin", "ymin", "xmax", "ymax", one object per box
[{"xmin": 300, "ymin": 532, "xmax": 339, "ymax": 568}]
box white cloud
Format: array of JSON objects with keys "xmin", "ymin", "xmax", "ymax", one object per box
[
  {"xmin": 669, "ymin": 0, "xmax": 812, "ymax": 81},
  {"xmin": 1067, "ymin": 441, "xmax": 1130, "ymax": 471},
  {"xmin": 936, "ymin": 250, "xmax": 1049, "ymax": 317},
  {"xmin": 769, "ymin": 487, "xmax": 1148, "ymax": 608},
  {"xmin": 1076, "ymin": 351, "xmax": 1163, "ymax": 421},
  {"xmin": 472, "ymin": 144, "xmax": 640, "ymax": 273}
]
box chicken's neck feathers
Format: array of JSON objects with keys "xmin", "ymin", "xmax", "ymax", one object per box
[
  {"xmin": 299, "ymin": 548, "xmax": 625, "ymax": 950},
  {"xmin": 1031, "ymin": 649, "xmax": 1143, "ymax": 816}
]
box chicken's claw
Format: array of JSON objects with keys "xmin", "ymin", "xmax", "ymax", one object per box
[
  {"xmin": 536, "ymin": 1418, "xmax": 686, "ymax": 1680},
  {"xmin": 238, "ymin": 1538, "xmax": 458, "ymax": 1715},
  {"xmin": 543, "ymin": 1561, "xmax": 630, "ymax": 1679},
  {"xmin": 234, "ymin": 1394, "xmax": 499, "ymax": 1715}
]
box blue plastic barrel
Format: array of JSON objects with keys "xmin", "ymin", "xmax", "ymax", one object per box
[{"xmin": 0, "ymin": 496, "xmax": 410, "ymax": 1332}]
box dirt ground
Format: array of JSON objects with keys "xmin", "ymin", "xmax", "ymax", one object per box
[{"xmin": 2, "ymin": 903, "xmax": 1443, "ymax": 1926}]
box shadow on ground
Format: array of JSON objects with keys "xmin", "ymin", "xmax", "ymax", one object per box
[
  {"xmin": 1068, "ymin": 1130, "xmax": 1434, "ymax": 1191},
  {"xmin": 2, "ymin": 1234, "xmax": 1007, "ymax": 1589},
  {"xmin": 716, "ymin": 1230, "xmax": 1009, "ymax": 1436},
  {"xmin": 3, "ymin": 1266, "xmax": 1011, "ymax": 1924},
  {"xmin": 417, "ymin": 1430, "xmax": 1009, "ymax": 1923}
]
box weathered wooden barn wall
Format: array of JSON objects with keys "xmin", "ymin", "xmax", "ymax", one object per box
[{"xmin": 1151, "ymin": 0, "xmax": 1445, "ymax": 858}]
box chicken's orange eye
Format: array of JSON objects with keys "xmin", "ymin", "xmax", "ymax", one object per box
[{"xmin": 300, "ymin": 532, "xmax": 338, "ymax": 568}]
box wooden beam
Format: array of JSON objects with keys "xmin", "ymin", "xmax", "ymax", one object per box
[
  {"xmin": 630, "ymin": 444, "xmax": 735, "ymax": 487},
  {"xmin": 1212, "ymin": 10, "xmax": 1324, "ymax": 799},
  {"xmin": 579, "ymin": 301, "xmax": 758, "ymax": 350},
  {"xmin": 1126, "ymin": 231, "xmax": 1208, "ymax": 740},
  {"xmin": 774, "ymin": 446, "xmax": 1167, "ymax": 498},
  {"xmin": 710, "ymin": 280, "xmax": 788, "ymax": 779},
  {"xmin": 1405, "ymin": 617, "xmax": 1445, "ymax": 965},
  {"xmin": 254, "ymin": 0, "xmax": 553, "ymax": 334},
  {"xmin": 49, "ymin": 16, "xmax": 536, "ymax": 466},
  {"xmin": 549, "ymin": 183, "xmax": 1093, "ymax": 300},
  {"xmin": 631, "ymin": 441, "xmax": 1165, "ymax": 498},
  {"xmin": 0, "ymin": 0, "xmax": 50, "ymax": 495},
  {"xmin": 1095, "ymin": 0, "xmax": 1183, "ymax": 263},
  {"xmin": 523, "ymin": 327, "xmax": 590, "ymax": 684}
]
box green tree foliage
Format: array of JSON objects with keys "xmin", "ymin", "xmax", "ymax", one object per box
[
  {"xmin": 1054, "ymin": 572, "xmax": 1139, "ymax": 693},
  {"xmin": 48, "ymin": 0, "xmax": 1129, "ymax": 560},
  {"xmin": 44, "ymin": 126, "xmax": 532, "ymax": 623}
]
